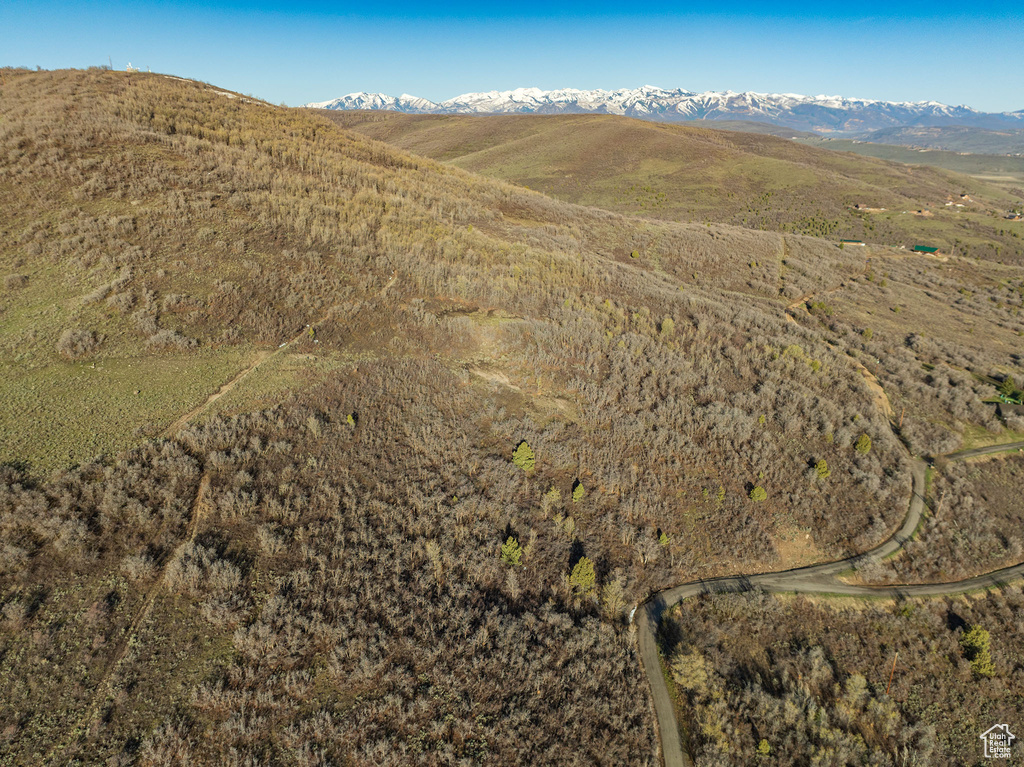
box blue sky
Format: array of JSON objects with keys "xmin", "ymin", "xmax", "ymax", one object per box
[{"xmin": 2, "ymin": 1, "xmax": 1022, "ymax": 111}]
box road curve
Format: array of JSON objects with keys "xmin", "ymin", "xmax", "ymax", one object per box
[
  {"xmin": 637, "ymin": 445, "xmax": 1024, "ymax": 767},
  {"xmin": 943, "ymin": 440, "xmax": 1024, "ymax": 461}
]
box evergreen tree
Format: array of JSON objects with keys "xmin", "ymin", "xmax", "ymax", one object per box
[
  {"xmin": 815, "ymin": 459, "xmax": 831, "ymax": 480},
  {"xmin": 749, "ymin": 486, "xmax": 767, "ymax": 502},
  {"xmin": 961, "ymin": 625, "xmax": 995, "ymax": 677},
  {"xmin": 512, "ymin": 441, "xmax": 535, "ymax": 472},
  {"xmin": 855, "ymin": 434, "xmax": 872, "ymax": 454},
  {"xmin": 569, "ymin": 556, "xmax": 596, "ymax": 594},
  {"xmin": 500, "ymin": 536, "xmax": 523, "ymax": 567}
]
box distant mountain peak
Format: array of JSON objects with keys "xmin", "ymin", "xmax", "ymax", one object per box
[{"xmin": 302, "ymin": 86, "xmax": 1024, "ymax": 133}]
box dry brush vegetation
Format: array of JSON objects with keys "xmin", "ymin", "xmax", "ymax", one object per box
[
  {"xmin": 662, "ymin": 588, "xmax": 1024, "ymax": 766},
  {"xmin": 858, "ymin": 454, "xmax": 1024, "ymax": 584},
  {"xmin": 324, "ymin": 111, "xmax": 1024, "ymax": 262},
  {"xmin": 1, "ymin": 68, "xmax": 1022, "ymax": 764}
]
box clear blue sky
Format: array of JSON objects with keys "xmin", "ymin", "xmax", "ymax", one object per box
[{"xmin": 2, "ymin": 1, "xmax": 1022, "ymax": 111}]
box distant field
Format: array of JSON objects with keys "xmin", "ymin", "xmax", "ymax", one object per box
[
  {"xmin": 799, "ymin": 137, "xmax": 1024, "ymax": 187},
  {"xmin": 851, "ymin": 125, "xmax": 1024, "ymax": 156},
  {"xmin": 676, "ymin": 119, "xmax": 819, "ymax": 139}
]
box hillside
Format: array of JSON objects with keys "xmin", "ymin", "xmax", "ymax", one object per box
[
  {"xmin": 853, "ymin": 125, "xmax": 1024, "ymax": 155},
  {"xmin": 1, "ymin": 69, "xmax": 1023, "ymax": 764},
  {"xmin": 662, "ymin": 585, "xmax": 1024, "ymax": 765},
  {"xmin": 319, "ymin": 110, "xmax": 1024, "ymax": 261},
  {"xmin": 799, "ymin": 136, "xmax": 1024, "ymax": 190}
]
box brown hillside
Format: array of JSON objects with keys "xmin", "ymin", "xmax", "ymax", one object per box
[
  {"xmin": 0, "ymin": 69, "xmax": 1021, "ymax": 764},
  {"xmin": 323, "ymin": 110, "xmax": 1024, "ymax": 261}
]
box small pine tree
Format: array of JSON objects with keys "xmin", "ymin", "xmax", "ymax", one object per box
[
  {"xmin": 500, "ymin": 536, "xmax": 523, "ymax": 567},
  {"xmin": 1000, "ymin": 375, "xmax": 1018, "ymax": 399},
  {"xmin": 512, "ymin": 441, "xmax": 535, "ymax": 472},
  {"xmin": 630, "ymin": 250, "xmax": 639, "ymax": 259},
  {"xmin": 749, "ymin": 486, "xmax": 767, "ymax": 502},
  {"xmin": 569, "ymin": 556, "xmax": 596, "ymax": 594},
  {"xmin": 660, "ymin": 316, "xmax": 675, "ymax": 337},
  {"xmin": 757, "ymin": 739, "xmax": 771, "ymax": 757},
  {"xmin": 659, "ymin": 531, "xmax": 670, "ymax": 546},
  {"xmin": 855, "ymin": 434, "xmax": 872, "ymax": 454},
  {"xmin": 346, "ymin": 413, "xmax": 356, "ymax": 427},
  {"xmin": 961, "ymin": 625, "xmax": 995, "ymax": 677},
  {"xmin": 815, "ymin": 459, "xmax": 831, "ymax": 480},
  {"xmin": 572, "ymin": 481, "xmax": 584, "ymax": 503}
]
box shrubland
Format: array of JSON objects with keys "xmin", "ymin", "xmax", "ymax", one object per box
[
  {"xmin": 0, "ymin": 68, "xmax": 1022, "ymax": 763},
  {"xmin": 662, "ymin": 588, "xmax": 1024, "ymax": 766},
  {"xmin": 857, "ymin": 455, "xmax": 1024, "ymax": 584},
  {"xmin": 323, "ymin": 111, "xmax": 1024, "ymax": 262}
]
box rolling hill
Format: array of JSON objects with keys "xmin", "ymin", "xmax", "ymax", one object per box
[
  {"xmin": 1, "ymin": 68, "xmax": 1023, "ymax": 765},
  {"xmin": 319, "ymin": 110, "xmax": 1024, "ymax": 261},
  {"xmin": 852, "ymin": 125, "xmax": 1024, "ymax": 155}
]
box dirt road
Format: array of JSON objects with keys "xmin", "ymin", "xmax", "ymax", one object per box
[{"xmin": 638, "ymin": 444, "xmax": 1024, "ymax": 767}]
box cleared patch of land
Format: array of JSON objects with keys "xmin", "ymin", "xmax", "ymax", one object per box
[{"xmin": 0, "ymin": 347, "xmax": 253, "ymax": 472}]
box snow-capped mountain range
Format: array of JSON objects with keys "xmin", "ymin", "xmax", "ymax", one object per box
[{"xmin": 304, "ymin": 86, "xmax": 1024, "ymax": 133}]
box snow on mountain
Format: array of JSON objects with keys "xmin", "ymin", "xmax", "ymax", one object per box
[
  {"xmin": 302, "ymin": 87, "xmax": 1024, "ymax": 133},
  {"xmin": 304, "ymin": 92, "xmax": 439, "ymax": 113}
]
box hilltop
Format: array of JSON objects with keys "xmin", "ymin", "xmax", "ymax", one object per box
[
  {"xmin": 320, "ymin": 110, "xmax": 1024, "ymax": 260},
  {"xmin": 1, "ymin": 69, "xmax": 1022, "ymax": 764}
]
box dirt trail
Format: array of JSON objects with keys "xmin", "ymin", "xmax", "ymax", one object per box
[
  {"xmin": 51, "ymin": 274, "xmax": 411, "ymax": 760},
  {"xmin": 47, "ymin": 473, "xmax": 211, "ymax": 765},
  {"xmin": 853, "ymin": 358, "xmax": 894, "ymax": 420},
  {"xmin": 785, "ymin": 282, "xmax": 893, "ymax": 420},
  {"xmin": 162, "ymin": 350, "xmax": 272, "ymax": 436},
  {"xmin": 162, "ymin": 271, "xmax": 399, "ymax": 437}
]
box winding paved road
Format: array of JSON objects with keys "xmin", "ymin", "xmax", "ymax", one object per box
[{"xmin": 637, "ymin": 442, "xmax": 1024, "ymax": 767}]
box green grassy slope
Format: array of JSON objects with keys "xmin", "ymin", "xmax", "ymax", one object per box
[{"xmin": 323, "ymin": 110, "xmax": 1024, "ymax": 260}]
